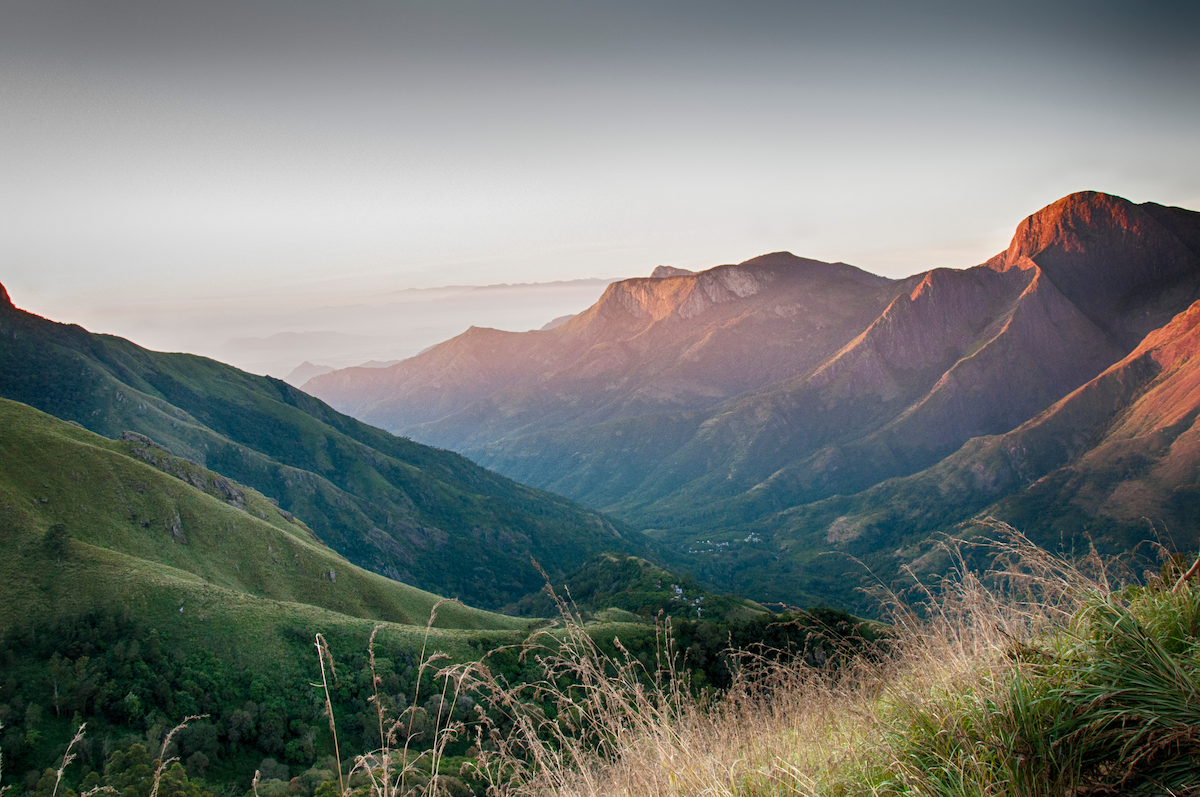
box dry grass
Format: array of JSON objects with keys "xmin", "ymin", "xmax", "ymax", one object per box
[
  {"xmin": 311, "ymin": 520, "xmax": 1200, "ymax": 797},
  {"xmin": 306, "ymin": 599, "xmax": 480, "ymax": 797},
  {"xmin": 453, "ymin": 522, "xmax": 1174, "ymax": 797},
  {"xmin": 13, "ymin": 520, "xmax": 1194, "ymax": 797}
]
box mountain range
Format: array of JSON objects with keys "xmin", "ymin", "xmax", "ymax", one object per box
[
  {"xmin": 304, "ymin": 192, "xmax": 1200, "ymax": 609},
  {"xmin": 0, "ymin": 287, "xmax": 645, "ymax": 610}
]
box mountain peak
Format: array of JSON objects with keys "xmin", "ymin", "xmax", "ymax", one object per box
[
  {"xmin": 989, "ymin": 191, "xmax": 1200, "ymax": 345},
  {"xmin": 738, "ymin": 251, "xmax": 801, "ymax": 267},
  {"xmin": 651, "ymin": 265, "xmax": 695, "ymax": 278},
  {"xmin": 996, "ymin": 191, "xmax": 1137, "ymax": 267},
  {"xmin": 0, "ymin": 282, "xmax": 11, "ymax": 309}
]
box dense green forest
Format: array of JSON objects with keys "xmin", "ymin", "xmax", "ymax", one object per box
[
  {"xmin": 0, "ymin": 610, "xmax": 519, "ymax": 797},
  {"xmin": 0, "ymin": 604, "xmax": 881, "ymax": 797}
]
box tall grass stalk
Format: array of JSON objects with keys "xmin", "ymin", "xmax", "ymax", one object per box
[
  {"xmin": 49, "ymin": 724, "xmax": 86, "ymax": 797},
  {"xmin": 314, "ymin": 633, "xmax": 347, "ymax": 796},
  {"xmin": 311, "ymin": 522, "xmax": 1198, "ymax": 796},
  {"xmin": 319, "ymin": 600, "xmax": 475, "ymax": 797},
  {"xmin": 148, "ymin": 715, "xmax": 205, "ymax": 797}
]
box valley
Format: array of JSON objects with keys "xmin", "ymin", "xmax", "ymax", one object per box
[{"xmin": 4, "ymin": 190, "xmax": 1200, "ymax": 797}]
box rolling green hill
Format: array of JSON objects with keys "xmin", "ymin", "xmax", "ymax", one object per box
[
  {"xmin": 0, "ymin": 397, "xmax": 527, "ymax": 643},
  {"xmin": 0, "ymin": 284, "xmax": 645, "ymax": 609},
  {"xmin": 0, "ymin": 397, "xmax": 536, "ymax": 794}
]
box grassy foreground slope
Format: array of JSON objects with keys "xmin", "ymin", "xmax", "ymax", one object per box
[
  {"xmin": 0, "ymin": 283, "xmax": 642, "ymax": 609},
  {"xmin": 482, "ymin": 537, "xmax": 1200, "ymax": 797}
]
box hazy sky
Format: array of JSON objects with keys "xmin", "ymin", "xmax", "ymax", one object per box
[{"xmin": 2, "ymin": 0, "xmax": 1198, "ymax": 331}]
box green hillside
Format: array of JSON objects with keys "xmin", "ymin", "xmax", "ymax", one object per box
[
  {"xmin": 0, "ymin": 398, "xmax": 529, "ymax": 792},
  {"xmin": 0, "ymin": 397, "xmax": 527, "ymax": 639},
  {"xmin": 0, "ymin": 284, "xmax": 645, "ymax": 609},
  {"xmin": 506, "ymin": 553, "xmax": 767, "ymax": 624}
]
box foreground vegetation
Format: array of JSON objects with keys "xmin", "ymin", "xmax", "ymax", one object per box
[
  {"xmin": 5, "ymin": 396, "xmax": 1197, "ymax": 796},
  {"xmin": 245, "ymin": 525, "xmax": 1192, "ymax": 797},
  {"xmin": 2, "ymin": 397, "xmax": 872, "ymax": 796},
  {"xmin": 16, "ymin": 524, "xmax": 1195, "ymax": 797},
  {"xmin": 458, "ymin": 526, "xmax": 1199, "ymax": 796},
  {"xmin": 0, "ymin": 399, "xmax": 528, "ymax": 795}
]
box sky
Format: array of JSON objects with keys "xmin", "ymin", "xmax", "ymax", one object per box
[{"xmin": 1, "ymin": 0, "xmax": 1198, "ymax": 364}]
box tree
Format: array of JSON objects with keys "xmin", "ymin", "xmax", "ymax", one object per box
[{"xmin": 43, "ymin": 523, "xmax": 70, "ymax": 563}]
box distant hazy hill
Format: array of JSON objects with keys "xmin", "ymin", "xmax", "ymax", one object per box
[
  {"xmin": 305, "ymin": 192, "xmax": 1200, "ymax": 609},
  {"xmin": 0, "ymin": 287, "xmax": 645, "ymax": 609},
  {"xmin": 283, "ymin": 360, "xmax": 336, "ymax": 386}
]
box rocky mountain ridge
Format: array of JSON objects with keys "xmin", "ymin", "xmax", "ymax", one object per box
[{"xmin": 304, "ymin": 191, "xmax": 1200, "ymax": 607}]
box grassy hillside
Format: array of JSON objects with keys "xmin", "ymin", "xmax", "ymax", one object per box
[
  {"xmin": 0, "ymin": 398, "xmax": 531, "ymax": 793},
  {"xmin": 0, "ymin": 397, "xmax": 527, "ymax": 639},
  {"xmin": 0, "ymin": 285, "xmax": 645, "ymax": 609},
  {"xmin": 0, "ymin": 398, "xmax": 836, "ymax": 797}
]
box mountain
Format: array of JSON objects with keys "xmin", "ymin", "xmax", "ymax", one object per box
[
  {"xmin": 304, "ymin": 192, "xmax": 1200, "ymax": 609},
  {"xmin": 0, "ymin": 285, "xmax": 645, "ymax": 610},
  {"xmin": 305, "ymin": 253, "xmax": 894, "ymax": 446},
  {"xmin": 650, "ymin": 266, "xmax": 695, "ymax": 278},
  {"xmin": 285, "ymin": 360, "xmax": 397, "ymax": 387},
  {"xmin": 539, "ymin": 314, "xmax": 576, "ymax": 331},
  {"xmin": 220, "ymin": 331, "xmax": 395, "ymax": 379},
  {"xmin": 283, "ymin": 360, "xmax": 335, "ymax": 386},
  {"xmin": 730, "ymin": 291, "xmax": 1200, "ymax": 610}
]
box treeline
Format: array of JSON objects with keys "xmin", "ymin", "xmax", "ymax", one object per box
[
  {"xmin": 508, "ymin": 555, "xmax": 752, "ymax": 621},
  {"xmin": 588, "ymin": 604, "xmax": 887, "ymax": 691},
  {"xmin": 0, "ymin": 612, "xmax": 512, "ymax": 797}
]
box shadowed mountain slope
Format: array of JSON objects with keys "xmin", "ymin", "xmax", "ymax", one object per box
[
  {"xmin": 740, "ymin": 292, "xmax": 1200, "ymax": 610},
  {"xmin": 0, "ymin": 287, "xmax": 643, "ymax": 609}
]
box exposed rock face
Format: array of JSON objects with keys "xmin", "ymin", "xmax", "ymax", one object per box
[
  {"xmin": 307, "ymin": 194, "xmax": 1200, "ymax": 513},
  {"xmin": 989, "ymin": 191, "xmax": 1200, "ymax": 346}
]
